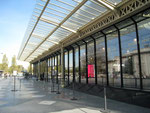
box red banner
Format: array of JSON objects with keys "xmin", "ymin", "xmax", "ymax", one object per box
[{"xmin": 88, "ymin": 65, "xmax": 94, "ymax": 78}]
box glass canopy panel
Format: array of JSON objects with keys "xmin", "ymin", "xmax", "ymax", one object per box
[
  {"xmin": 106, "ymin": 0, "xmax": 122, "ymax": 5},
  {"xmin": 49, "ymin": 27, "xmax": 72, "ymax": 42},
  {"xmin": 62, "ymin": 0, "xmax": 107, "ymax": 31},
  {"xmin": 19, "ymin": 0, "xmax": 126, "ymax": 62},
  {"xmin": 29, "ymin": 36, "xmax": 43, "ymax": 44},
  {"xmin": 40, "ymin": 41, "xmax": 54, "ymax": 49}
]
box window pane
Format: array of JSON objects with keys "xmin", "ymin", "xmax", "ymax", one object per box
[
  {"xmin": 120, "ymin": 24, "xmax": 140, "ymax": 88},
  {"xmin": 64, "ymin": 52, "xmax": 68, "ymax": 85},
  {"xmin": 138, "ymin": 18, "xmax": 150, "ymax": 90},
  {"xmin": 107, "ymin": 31, "xmax": 121, "ymax": 87},
  {"xmin": 87, "ymin": 41, "xmax": 95, "ymax": 84},
  {"xmin": 96, "ymin": 37, "xmax": 106, "ymax": 85},
  {"xmin": 80, "ymin": 45, "xmax": 86, "ymax": 84},
  {"xmin": 75, "ymin": 48, "xmax": 79, "ymax": 83},
  {"xmin": 69, "ymin": 50, "xmax": 73, "ymax": 84}
]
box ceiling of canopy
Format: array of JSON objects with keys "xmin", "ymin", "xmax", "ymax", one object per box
[{"xmin": 18, "ymin": 0, "xmax": 123, "ymax": 62}]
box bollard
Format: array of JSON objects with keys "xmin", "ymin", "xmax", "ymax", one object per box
[
  {"xmin": 19, "ymin": 79, "xmax": 21, "ymax": 91},
  {"xmin": 104, "ymin": 87, "xmax": 107, "ymax": 111},
  {"xmin": 51, "ymin": 78, "xmax": 56, "ymax": 92},
  {"xmin": 56, "ymin": 78, "xmax": 61, "ymax": 94},
  {"xmin": 11, "ymin": 75, "xmax": 17, "ymax": 92},
  {"xmin": 100, "ymin": 86, "xmax": 110, "ymax": 113},
  {"xmin": 71, "ymin": 82, "xmax": 77, "ymax": 100}
]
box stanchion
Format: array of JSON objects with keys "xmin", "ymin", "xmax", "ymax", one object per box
[
  {"xmin": 100, "ymin": 86, "xmax": 110, "ymax": 113},
  {"xmin": 11, "ymin": 75, "xmax": 18, "ymax": 92},
  {"xmin": 51, "ymin": 77, "xmax": 56, "ymax": 92},
  {"xmin": 71, "ymin": 82, "xmax": 77, "ymax": 100},
  {"xmin": 19, "ymin": 79, "xmax": 22, "ymax": 91},
  {"xmin": 56, "ymin": 78, "xmax": 61, "ymax": 94}
]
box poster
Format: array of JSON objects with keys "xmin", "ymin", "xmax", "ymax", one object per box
[{"xmin": 88, "ymin": 65, "xmax": 94, "ymax": 78}]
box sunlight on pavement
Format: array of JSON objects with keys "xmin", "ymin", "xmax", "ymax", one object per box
[
  {"xmin": 50, "ymin": 108, "xmax": 101, "ymax": 113},
  {"xmin": 39, "ymin": 101, "xmax": 56, "ymax": 105}
]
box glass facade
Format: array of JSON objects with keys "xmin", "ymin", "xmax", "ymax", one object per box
[
  {"xmin": 106, "ymin": 30, "xmax": 121, "ymax": 87},
  {"xmin": 87, "ymin": 41, "xmax": 95, "ymax": 84},
  {"xmin": 96, "ymin": 36, "xmax": 106, "ymax": 85},
  {"xmin": 33, "ymin": 8, "xmax": 150, "ymax": 91},
  {"xmin": 80, "ymin": 45, "xmax": 86, "ymax": 84},
  {"xmin": 69, "ymin": 50, "xmax": 73, "ymax": 84},
  {"xmin": 75, "ymin": 48, "xmax": 79, "ymax": 83},
  {"xmin": 137, "ymin": 18, "xmax": 150, "ymax": 90}
]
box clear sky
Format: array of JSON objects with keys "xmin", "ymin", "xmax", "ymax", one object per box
[{"xmin": 0, "ymin": 0, "xmax": 36, "ymax": 69}]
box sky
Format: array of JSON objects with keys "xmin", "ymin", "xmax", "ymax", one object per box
[{"xmin": 0, "ymin": 0, "xmax": 36, "ymax": 69}]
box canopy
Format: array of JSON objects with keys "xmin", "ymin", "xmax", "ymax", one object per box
[{"xmin": 18, "ymin": 0, "xmax": 123, "ymax": 62}]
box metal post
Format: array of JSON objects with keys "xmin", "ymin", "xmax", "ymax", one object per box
[
  {"xmin": 57, "ymin": 55, "xmax": 58, "ymax": 84},
  {"xmin": 71, "ymin": 82, "xmax": 77, "ymax": 100},
  {"xmin": 68, "ymin": 50, "xmax": 70, "ymax": 85},
  {"xmin": 20, "ymin": 79, "xmax": 21, "ymax": 91},
  {"xmin": 56, "ymin": 78, "xmax": 61, "ymax": 94},
  {"xmin": 78, "ymin": 45, "xmax": 81, "ymax": 83},
  {"xmin": 100, "ymin": 86, "xmax": 110, "ymax": 113},
  {"xmin": 11, "ymin": 75, "xmax": 17, "ymax": 92},
  {"xmin": 104, "ymin": 87, "xmax": 107, "ymax": 110}
]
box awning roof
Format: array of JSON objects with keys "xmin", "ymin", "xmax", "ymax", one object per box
[{"xmin": 18, "ymin": 0, "xmax": 123, "ymax": 62}]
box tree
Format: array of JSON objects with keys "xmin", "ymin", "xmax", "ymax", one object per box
[
  {"xmin": 9, "ymin": 55, "xmax": 17, "ymax": 74},
  {"xmin": 17, "ymin": 65, "xmax": 24, "ymax": 73},
  {"xmin": 1, "ymin": 54, "xmax": 8, "ymax": 73},
  {"xmin": 27, "ymin": 64, "xmax": 32, "ymax": 74},
  {"xmin": 0, "ymin": 64, "xmax": 2, "ymax": 70}
]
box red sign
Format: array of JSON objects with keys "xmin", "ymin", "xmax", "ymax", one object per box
[{"xmin": 88, "ymin": 65, "xmax": 94, "ymax": 78}]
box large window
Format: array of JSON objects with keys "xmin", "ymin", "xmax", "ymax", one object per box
[
  {"xmin": 87, "ymin": 41, "xmax": 95, "ymax": 84},
  {"xmin": 58, "ymin": 54, "xmax": 61, "ymax": 79},
  {"xmin": 64, "ymin": 52, "xmax": 69, "ymax": 85},
  {"xmin": 69, "ymin": 50, "xmax": 73, "ymax": 84},
  {"xmin": 75, "ymin": 48, "xmax": 79, "ymax": 83},
  {"xmin": 138, "ymin": 18, "xmax": 150, "ymax": 89},
  {"xmin": 96, "ymin": 37, "xmax": 106, "ymax": 85},
  {"xmin": 80, "ymin": 44, "xmax": 86, "ymax": 84},
  {"xmin": 106, "ymin": 30, "xmax": 121, "ymax": 87},
  {"xmin": 118, "ymin": 19, "xmax": 140, "ymax": 88}
]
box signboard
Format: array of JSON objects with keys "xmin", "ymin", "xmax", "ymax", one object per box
[{"xmin": 88, "ymin": 65, "xmax": 95, "ymax": 78}]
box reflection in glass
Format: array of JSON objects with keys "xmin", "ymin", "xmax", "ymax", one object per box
[
  {"xmin": 120, "ymin": 24, "xmax": 140, "ymax": 88},
  {"xmin": 87, "ymin": 42, "xmax": 95, "ymax": 84},
  {"xmin": 64, "ymin": 52, "xmax": 69, "ymax": 85},
  {"xmin": 96, "ymin": 37, "xmax": 106, "ymax": 85},
  {"xmin": 80, "ymin": 45, "xmax": 86, "ymax": 84},
  {"xmin": 107, "ymin": 31, "xmax": 121, "ymax": 87},
  {"xmin": 69, "ymin": 50, "xmax": 73, "ymax": 84},
  {"xmin": 138, "ymin": 18, "xmax": 150, "ymax": 89},
  {"xmin": 75, "ymin": 48, "xmax": 79, "ymax": 83}
]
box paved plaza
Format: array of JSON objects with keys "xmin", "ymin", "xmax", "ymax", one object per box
[{"xmin": 0, "ymin": 77, "xmax": 150, "ymax": 113}]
